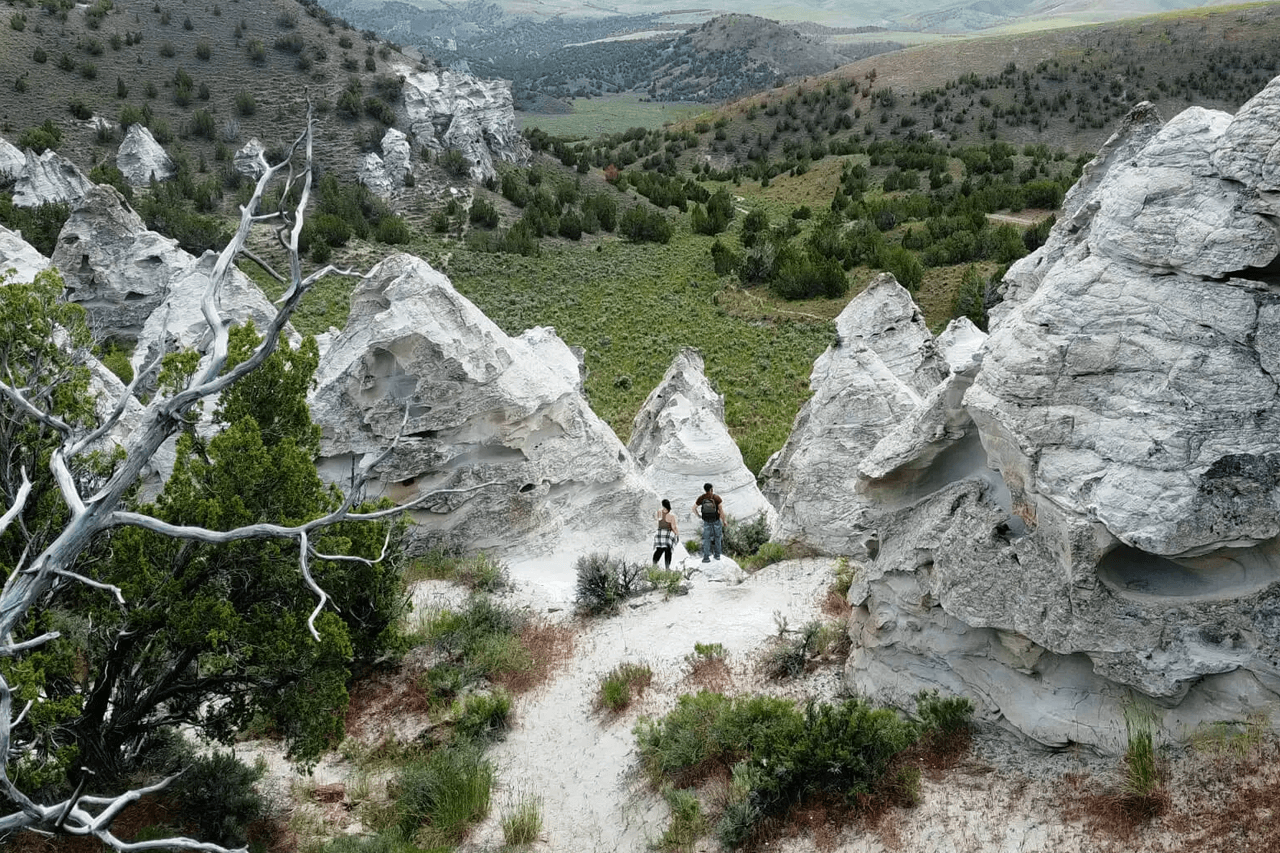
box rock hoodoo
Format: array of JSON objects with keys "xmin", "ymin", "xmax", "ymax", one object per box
[
  {"xmin": 12, "ymin": 149, "xmax": 94, "ymax": 208},
  {"xmin": 401, "ymin": 68, "xmax": 531, "ymax": 182},
  {"xmin": 0, "ymin": 138, "xmax": 24, "ymax": 181},
  {"xmin": 840, "ymin": 78, "xmax": 1280, "ymax": 750},
  {"xmin": 628, "ymin": 348, "xmax": 773, "ymax": 524},
  {"xmin": 309, "ymin": 254, "xmax": 656, "ymax": 561},
  {"xmin": 0, "ymin": 224, "xmax": 51, "ymax": 283},
  {"xmin": 51, "ymin": 186, "xmax": 189, "ymax": 340},
  {"xmin": 762, "ymin": 273, "xmax": 959, "ymax": 556},
  {"xmin": 116, "ymin": 124, "xmax": 176, "ymax": 186},
  {"xmin": 358, "ymin": 128, "xmax": 414, "ymax": 199}
]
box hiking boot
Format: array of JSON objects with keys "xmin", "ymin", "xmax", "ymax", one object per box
[{"xmin": 702, "ymin": 557, "xmax": 710, "ymax": 563}]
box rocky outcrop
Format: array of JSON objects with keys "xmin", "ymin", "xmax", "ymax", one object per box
[
  {"xmin": 628, "ymin": 348, "xmax": 773, "ymax": 524},
  {"xmin": 0, "ymin": 224, "xmax": 51, "ymax": 283},
  {"xmin": 133, "ymin": 250, "xmax": 291, "ymax": 374},
  {"xmin": 844, "ymin": 79, "xmax": 1280, "ymax": 750},
  {"xmin": 116, "ymin": 124, "xmax": 176, "ymax": 186},
  {"xmin": 401, "ymin": 68, "xmax": 531, "ymax": 182},
  {"xmin": 762, "ymin": 274, "xmax": 951, "ymax": 556},
  {"xmin": 234, "ymin": 139, "xmax": 268, "ymax": 180},
  {"xmin": 309, "ymin": 254, "xmax": 656, "ymax": 562},
  {"xmin": 51, "ymin": 186, "xmax": 189, "ymax": 340},
  {"xmin": 357, "ymin": 128, "xmax": 413, "ymax": 198},
  {"xmin": 0, "ymin": 138, "xmax": 24, "ymax": 181},
  {"xmin": 12, "ymin": 149, "xmax": 94, "ymax": 208}
]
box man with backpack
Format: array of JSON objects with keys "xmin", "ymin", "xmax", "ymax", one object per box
[{"xmin": 693, "ymin": 483, "xmax": 724, "ymax": 563}]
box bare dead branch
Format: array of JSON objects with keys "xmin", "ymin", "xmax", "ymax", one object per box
[{"xmin": 0, "ymin": 466, "xmax": 31, "ymax": 539}]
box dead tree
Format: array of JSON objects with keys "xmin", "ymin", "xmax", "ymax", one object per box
[{"xmin": 0, "ymin": 111, "xmax": 416, "ymax": 852}]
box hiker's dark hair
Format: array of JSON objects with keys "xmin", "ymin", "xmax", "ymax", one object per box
[
  {"xmin": 661, "ymin": 498, "xmax": 671, "ymax": 510},
  {"xmin": 703, "ymin": 483, "xmax": 713, "ymax": 493}
]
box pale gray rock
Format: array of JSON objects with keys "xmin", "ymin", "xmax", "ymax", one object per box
[
  {"xmin": 116, "ymin": 124, "xmax": 176, "ymax": 186},
  {"xmin": 401, "ymin": 68, "xmax": 531, "ymax": 182},
  {"xmin": 234, "ymin": 139, "xmax": 267, "ymax": 180},
  {"xmin": 133, "ymin": 250, "xmax": 291, "ymax": 373},
  {"xmin": 762, "ymin": 274, "xmax": 943, "ymax": 555},
  {"xmin": 359, "ymin": 129, "xmax": 414, "ymax": 198},
  {"xmin": 309, "ymin": 253, "xmax": 657, "ymax": 561},
  {"xmin": 843, "ymin": 75, "xmax": 1280, "ymax": 751},
  {"xmin": 1212, "ymin": 74, "xmax": 1280, "ymax": 193},
  {"xmin": 0, "ymin": 137, "xmax": 24, "ymax": 180},
  {"xmin": 846, "ymin": 479, "xmax": 1280, "ymax": 750},
  {"xmin": 0, "ymin": 224, "xmax": 50, "ymax": 283},
  {"xmin": 12, "ymin": 149, "xmax": 94, "ymax": 208},
  {"xmin": 52, "ymin": 185, "xmax": 189, "ymax": 339},
  {"xmin": 517, "ymin": 326, "xmax": 585, "ymax": 394},
  {"xmin": 993, "ymin": 102, "xmax": 1165, "ymax": 325},
  {"xmin": 628, "ymin": 348, "xmax": 773, "ymax": 525},
  {"xmin": 357, "ymin": 152, "xmax": 393, "ymax": 198}
]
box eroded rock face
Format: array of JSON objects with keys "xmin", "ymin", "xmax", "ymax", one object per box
[
  {"xmin": 51, "ymin": 186, "xmax": 189, "ymax": 340},
  {"xmin": 628, "ymin": 348, "xmax": 773, "ymax": 524},
  {"xmin": 844, "ymin": 79, "xmax": 1280, "ymax": 751},
  {"xmin": 0, "ymin": 224, "xmax": 51, "ymax": 283},
  {"xmin": 763, "ymin": 274, "xmax": 950, "ymax": 556},
  {"xmin": 0, "ymin": 137, "xmax": 24, "ymax": 181},
  {"xmin": 133, "ymin": 250, "xmax": 291, "ymax": 374},
  {"xmin": 234, "ymin": 139, "xmax": 268, "ymax": 181},
  {"xmin": 357, "ymin": 129, "xmax": 413, "ymax": 199},
  {"xmin": 401, "ymin": 68, "xmax": 531, "ymax": 182},
  {"xmin": 309, "ymin": 253, "xmax": 655, "ymax": 561},
  {"xmin": 116, "ymin": 124, "xmax": 176, "ymax": 186},
  {"xmin": 12, "ymin": 149, "xmax": 94, "ymax": 207}
]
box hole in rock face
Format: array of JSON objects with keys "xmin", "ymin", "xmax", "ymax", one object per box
[
  {"xmin": 519, "ymin": 482, "xmax": 535, "ymax": 493},
  {"xmin": 1098, "ymin": 539, "xmax": 1280, "ymax": 602}
]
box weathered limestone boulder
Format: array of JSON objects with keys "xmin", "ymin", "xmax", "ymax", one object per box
[
  {"xmin": 0, "ymin": 137, "xmax": 24, "ymax": 180},
  {"xmin": 401, "ymin": 68, "xmax": 531, "ymax": 182},
  {"xmin": 12, "ymin": 149, "xmax": 94, "ymax": 207},
  {"xmin": 518, "ymin": 326, "xmax": 585, "ymax": 394},
  {"xmin": 0, "ymin": 224, "xmax": 51, "ymax": 282},
  {"xmin": 357, "ymin": 129, "xmax": 413, "ymax": 199},
  {"xmin": 846, "ymin": 77, "xmax": 1280, "ymax": 751},
  {"xmin": 116, "ymin": 124, "xmax": 176, "ymax": 186},
  {"xmin": 234, "ymin": 139, "xmax": 268, "ymax": 180},
  {"xmin": 133, "ymin": 250, "xmax": 290, "ymax": 373},
  {"xmin": 51, "ymin": 186, "xmax": 189, "ymax": 340},
  {"xmin": 762, "ymin": 274, "xmax": 946, "ymax": 555},
  {"xmin": 628, "ymin": 348, "xmax": 773, "ymax": 524},
  {"xmin": 309, "ymin": 253, "xmax": 656, "ymax": 561}
]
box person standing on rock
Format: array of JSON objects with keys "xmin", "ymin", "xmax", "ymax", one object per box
[
  {"xmin": 652, "ymin": 499, "xmax": 679, "ymax": 570},
  {"xmin": 694, "ymin": 483, "xmax": 724, "ymax": 563}
]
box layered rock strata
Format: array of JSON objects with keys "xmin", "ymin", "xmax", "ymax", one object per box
[
  {"xmin": 309, "ymin": 254, "xmax": 656, "ymax": 561},
  {"xmin": 628, "ymin": 348, "xmax": 773, "ymax": 524},
  {"xmin": 12, "ymin": 149, "xmax": 94, "ymax": 207}
]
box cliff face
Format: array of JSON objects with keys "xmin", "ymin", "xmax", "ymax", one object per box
[{"xmin": 806, "ymin": 78, "xmax": 1280, "ymax": 751}]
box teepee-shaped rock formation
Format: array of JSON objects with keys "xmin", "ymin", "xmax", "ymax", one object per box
[
  {"xmin": 0, "ymin": 224, "xmax": 51, "ymax": 283},
  {"xmin": 846, "ymin": 76, "xmax": 1280, "ymax": 751},
  {"xmin": 309, "ymin": 254, "xmax": 656, "ymax": 563},
  {"xmin": 628, "ymin": 348, "xmax": 773, "ymax": 524},
  {"xmin": 116, "ymin": 124, "xmax": 176, "ymax": 186}
]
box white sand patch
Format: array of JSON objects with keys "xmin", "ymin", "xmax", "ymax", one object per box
[{"xmin": 463, "ymin": 556, "xmax": 838, "ymax": 852}]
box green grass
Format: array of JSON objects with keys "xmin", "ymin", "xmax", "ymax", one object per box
[
  {"xmin": 518, "ymin": 94, "xmax": 711, "ymax": 138},
  {"xmin": 405, "ymin": 548, "xmax": 509, "ymax": 593},
  {"xmin": 500, "ymin": 794, "xmax": 544, "ymax": 847},
  {"xmin": 435, "ymin": 223, "xmax": 832, "ymax": 473},
  {"xmin": 658, "ymin": 786, "xmax": 704, "ymax": 852},
  {"xmin": 395, "ymin": 743, "xmax": 494, "ymax": 848},
  {"xmin": 599, "ymin": 661, "xmax": 653, "ymax": 712}
]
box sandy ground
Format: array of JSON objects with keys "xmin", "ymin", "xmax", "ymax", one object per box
[{"xmin": 244, "ymin": 554, "xmax": 1280, "ymax": 853}]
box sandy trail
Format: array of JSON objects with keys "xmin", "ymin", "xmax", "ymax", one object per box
[{"xmin": 460, "ymin": 555, "xmax": 839, "ymax": 852}]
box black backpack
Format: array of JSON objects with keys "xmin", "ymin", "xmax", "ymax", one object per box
[{"xmin": 699, "ymin": 495, "xmax": 719, "ymax": 521}]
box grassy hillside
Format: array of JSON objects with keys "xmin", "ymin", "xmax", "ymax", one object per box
[{"xmin": 0, "ymin": 0, "xmax": 420, "ymax": 183}]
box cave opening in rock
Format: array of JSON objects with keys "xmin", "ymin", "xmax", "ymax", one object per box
[{"xmin": 1099, "ymin": 539, "xmax": 1280, "ymax": 602}]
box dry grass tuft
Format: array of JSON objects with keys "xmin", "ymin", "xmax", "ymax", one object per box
[
  {"xmin": 493, "ymin": 619, "xmax": 575, "ymax": 694},
  {"xmin": 684, "ymin": 655, "xmax": 732, "ymax": 693}
]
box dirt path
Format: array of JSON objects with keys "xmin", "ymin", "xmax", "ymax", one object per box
[{"xmin": 461, "ymin": 556, "xmax": 840, "ymax": 852}]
